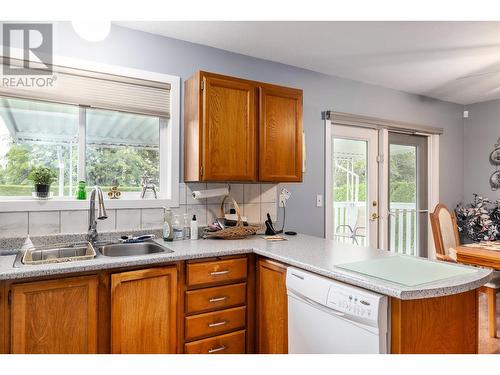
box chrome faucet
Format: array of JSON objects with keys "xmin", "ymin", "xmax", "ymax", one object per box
[{"xmin": 87, "ymin": 186, "xmax": 108, "ymax": 242}]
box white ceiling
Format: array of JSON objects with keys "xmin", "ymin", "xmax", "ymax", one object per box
[{"xmin": 115, "ymin": 21, "xmax": 500, "ymax": 105}]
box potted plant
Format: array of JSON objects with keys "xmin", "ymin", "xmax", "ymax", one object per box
[{"xmin": 28, "ymin": 166, "xmax": 57, "ymax": 199}]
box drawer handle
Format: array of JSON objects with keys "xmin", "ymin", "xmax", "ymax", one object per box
[
  {"xmin": 209, "ymin": 296, "xmax": 228, "ymax": 303},
  {"xmin": 210, "ymin": 270, "xmax": 230, "ymax": 276},
  {"xmin": 208, "ymin": 320, "xmax": 228, "ymax": 328},
  {"xmin": 208, "ymin": 345, "xmax": 226, "ymax": 353}
]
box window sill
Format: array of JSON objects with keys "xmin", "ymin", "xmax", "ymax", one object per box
[{"xmin": 0, "ymin": 197, "xmax": 179, "ymax": 212}]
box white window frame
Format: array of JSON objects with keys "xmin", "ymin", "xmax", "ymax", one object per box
[{"xmin": 0, "ymin": 52, "xmax": 180, "ymax": 212}]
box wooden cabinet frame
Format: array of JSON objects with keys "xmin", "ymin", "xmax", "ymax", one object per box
[{"xmin": 184, "ymin": 71, "xmax": 303, "ymax": 182}]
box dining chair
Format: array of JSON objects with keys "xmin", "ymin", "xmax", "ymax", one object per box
[{"xmin": 430, "ymin": 203, "xmax": 500, "ymax": 338}]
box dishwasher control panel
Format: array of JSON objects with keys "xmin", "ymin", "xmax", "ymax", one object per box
[{"xmin": 326, "ymin": 284, "xmax": 384, "ymax": 324}]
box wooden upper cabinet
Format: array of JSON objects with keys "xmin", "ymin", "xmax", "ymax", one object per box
[
  {"xmin": 184, "ymin": 71, "xmax": 303, "ymax": 182},
  {"xmin": 184, "ymin": 72, "xmax": 257, "ymax": 181},
  {"xmin": 10, "ymin": 276, "xmax": 98, "ymax": 354},
  {"xmin": 111, "ymin": 266, "xmax": 178, "ymax": 354},
  {"xmin": 259, "ymin": 86, "xmax": 303, "ymax": 182},
  {"xmin": 203, "ymin": 76, "xmax": 257, "ymax": 181},
  {"xmin": 256, "ymin": 258, "xmax": 288, "ymax": 354}
]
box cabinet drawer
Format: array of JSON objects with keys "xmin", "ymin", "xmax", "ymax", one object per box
[
  {"xmin": 185, "ymin": 306, "xmax": 246, "ymax": 341},
  {"xmin": 186, "ymin": 258, "xmax": 247, "ymax": 287},
  {"xmin": 184, "ymin": 330, "xmax": 246, "ymax": 354},
  {"xmin": 186, "ymin": 283, "xmax": 246, "ymax": 314}
]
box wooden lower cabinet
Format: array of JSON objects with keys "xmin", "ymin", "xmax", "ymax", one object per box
[
  {"xmin": 391, "ymin": 289, "xmax": 478, "ymax": 354},
  {"xmin": 256, "ymin": 258, "xmax": 288, "ymax": 354},
  {"xmin": 10, "ymin": 275, "xmax": 98, "ymax": 354},
  {"xmin": 111, "ymin": 266, "xmax": 178, "ymax": 354}
]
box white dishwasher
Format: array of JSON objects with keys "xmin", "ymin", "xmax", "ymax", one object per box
[{"xmin": 286, "ymin": 267, "xmax": 389, "ymax": 354}]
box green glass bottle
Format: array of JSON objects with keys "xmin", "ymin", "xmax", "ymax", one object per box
[{"xmin": 76, "ymin": 181, "xmax": 87, "ymax": 200}]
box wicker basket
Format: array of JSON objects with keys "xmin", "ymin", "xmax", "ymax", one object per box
[{"xmin": 204, "ymin": 195, "xmax": 261, "ymax": 240}]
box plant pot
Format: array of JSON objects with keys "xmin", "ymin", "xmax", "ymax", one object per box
[{"xmin": 34, "ymin": 184, "xmax": 51, "ymax": 198}]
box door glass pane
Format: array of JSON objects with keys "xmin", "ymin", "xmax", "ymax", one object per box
[
  {"xmin": 389, "ymin": 144, "xmax": 417, "ymax": 255},
  {"xmin": 333, "ymin": 138, "xmax": 368, "ymax": 246}
]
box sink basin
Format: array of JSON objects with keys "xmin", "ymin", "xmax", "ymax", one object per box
[
  {"xmin": 98, "ymin": 242, "xmax": 172, "ymax": 257},
  {"xmin": 13, "ymin": 241, "xmax": 96, "ymax": 268}
]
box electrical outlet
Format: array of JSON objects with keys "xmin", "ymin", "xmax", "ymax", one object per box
[
  {"xmin": 316, "ymin": 194, "xmax": 323, "ymax": 207},
  {"xmin": 279, "ymin": 188, "xmax": 291, "ymax": 208}
]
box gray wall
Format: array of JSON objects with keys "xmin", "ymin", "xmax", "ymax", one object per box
[
  {"xmin": 464, "ymin": 99, "xmax": 500, "ymax": 202},
  {"xmin": 48, "ymin": 22, "xmax": 464, "ymax": 236}
]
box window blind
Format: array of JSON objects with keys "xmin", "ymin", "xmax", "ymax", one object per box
[{"xmin": 0, "ymin": 57, "xmax": 171, "ymax": 118}]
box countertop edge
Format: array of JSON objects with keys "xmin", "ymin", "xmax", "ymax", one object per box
[{"xmin": 0, "ymin": 240, "xmax": 492, "ymax": 300}]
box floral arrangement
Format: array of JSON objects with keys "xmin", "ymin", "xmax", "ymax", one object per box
[{"xmin": 455, "ymin": 194, "xmax": 500, "ymax": 242}]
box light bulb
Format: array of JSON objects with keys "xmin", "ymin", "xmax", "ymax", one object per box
[{"xmin": 72, "ymin": 21, "xmax": 111, "ymax": 42}]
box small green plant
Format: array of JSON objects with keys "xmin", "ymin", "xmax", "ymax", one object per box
[{"xmin": 28, "ymin": 166, "xmax": 57, "ymax": 186}]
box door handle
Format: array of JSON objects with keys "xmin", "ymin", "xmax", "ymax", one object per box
[{"xmin": 370, "ymin": 213, "xmax": 379, "ymax": 221}]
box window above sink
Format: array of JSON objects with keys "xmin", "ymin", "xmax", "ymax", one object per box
[{"xmin": 0, "ymin": 55, "xmax": 180, "ymax": 212}]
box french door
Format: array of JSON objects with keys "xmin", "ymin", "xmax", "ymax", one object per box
[
  {"xmin": 326, "ymin": 125, "xmax": 379, "ymax": 248},
  {"xmin": 387, "ymin": 133, "xmax": 428, "ymax": 257}
]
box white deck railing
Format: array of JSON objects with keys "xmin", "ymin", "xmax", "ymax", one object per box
[{"xmin": 334, "ymin": 202, "xmax": 417, "ymax": 255}]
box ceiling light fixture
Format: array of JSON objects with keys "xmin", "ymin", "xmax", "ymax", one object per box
[{"xmin": 72, "ymin": 21, "xmax": 111, "ymax": 42}]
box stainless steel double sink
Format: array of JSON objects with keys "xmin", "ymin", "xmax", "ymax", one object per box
[{"xmin": 13, "ymin": 240, "xmax": 172, "ymax": 267}]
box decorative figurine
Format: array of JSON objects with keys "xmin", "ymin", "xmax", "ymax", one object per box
[
  {"xmin": 108, "ymin": 185, "xmax": 121, "ymax": 199},
  {"xmin": 140, "ymin": 173, "xmax": 158, "ymax": 199}
]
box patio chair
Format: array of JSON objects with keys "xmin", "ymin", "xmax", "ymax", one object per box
[{"xmin": 335, "ymin": 204, "xmax": 366, "ymax": 245}]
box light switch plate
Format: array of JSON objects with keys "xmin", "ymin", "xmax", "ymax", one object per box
[{"xmin": 316, "ymin": 194, "xmax": 323, "ymax": 207}]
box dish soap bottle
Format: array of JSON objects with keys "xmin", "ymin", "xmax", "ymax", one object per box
[
  {"xmin": 190, "ymin": 214, "xmax": 198, "ymax": 240},
  {"xmin": 173, "ymin": 214, "xmax": 183, "ymax": 241},
  {"xmin": 163, "ymin": 207, "xmax": 174, "ymax": 242},
  {"xmin": 183, "ymin": 213, "xmax": 191, "ymax": 240}
]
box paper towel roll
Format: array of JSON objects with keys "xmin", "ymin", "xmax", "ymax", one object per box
[{"xmin": 192, "ymin": 187, "xmax": 229, "ymax": 200}]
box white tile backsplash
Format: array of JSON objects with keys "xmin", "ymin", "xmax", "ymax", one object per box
[
  {"xmin": 116, "ymin": 209, "xmax": 141, "ymax": 230},
  {"xmin": 244, "ymin": 184, "xmax": 261, "ymax": 204},
  {"xmin": 141, "ymin": 208, "xmax": 164, "ymax": 229},
  {"xmin": 29, "ymin": 211, "xmax": 60, "ymax": 236},
  {"xmin": 243, "ymin": 203, "xmax": 261, "ymax": 224},
  {"xmin": 0, "ymin": 183, "xmax": 277, "ymax": 237},
  {"xmin": 260, "ymin": 184, "xmax": 277, "ymax": 203},
  {"xmin": 0, "ymin": 212, "xmax": 28, "ymax": 238},
  {"xmin": 60, "ymin": 210, "xmax": 87, "ymax": 234},
  {"xmin": 229, "ymin": 184, "xmax": 244, "ymax": 203},
  {"xmin": 179, "ymin": 183, "xmax": 187, "ymax": 205}
]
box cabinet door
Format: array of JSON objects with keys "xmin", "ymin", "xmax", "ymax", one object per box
[
  {"xmin": 111, "ymin": 266, "xmax": 178, "ymax": 354},
  {"xmin": 202, "ymin": 75, "xmax": 257, "ymax": 181},
  {"xmin": 256, "ymin": 258, "xmax": 288, "ymax": 354},
  {"xmin": 11, "ymin": 276, "xmax": 98, "ymax": 354},
  {"xmin": 259, "ymin": 86, "xmax": 303, "ymax": 182}
]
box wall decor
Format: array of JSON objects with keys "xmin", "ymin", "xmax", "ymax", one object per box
[{"xmin": 490, "ymin": 137, "xmax": 500, "ymax": 191}]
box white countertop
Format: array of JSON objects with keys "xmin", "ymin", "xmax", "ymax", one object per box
[{"xmin": 0, "ymin": 233, "xmax": 491, "ymax": 300}]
